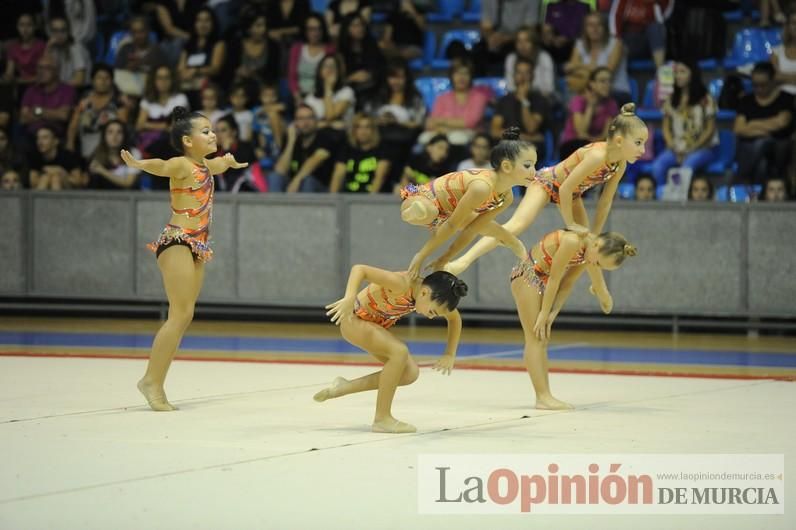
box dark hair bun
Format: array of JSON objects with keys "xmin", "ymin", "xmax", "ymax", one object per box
[
  {"xmin": 501, "ymin": 127, "xmax": 521, "ymax": 141},
  {"xmin": 172, "ymin": 106, "xmax": 190, "ymax": 122},
  {"xmin": 452, "ymin": 279, "xmax": 468, "ymax": 298},
  {"xmin": 620, "ymin": 102, "xmax": 636, "ymax": 116}
]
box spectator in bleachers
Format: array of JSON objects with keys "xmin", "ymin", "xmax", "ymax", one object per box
[
  {"xmin": 399, "ymin": 133, "xmax": 453, "ymax": 188},
  {"xmin": 252, "ymin": 83, "xmax": 287, "ymax": 164},
  {"xmin": 771, "ymin": 11, "xmax": 796, "ymax": 95},
  {"xmin": 199, "ymin": 83, "xmax": 228, "ymax": 127},
  {"xmin": 271, "ymin": 103, "xmax": 340, "ymax": 192},
  {"xmin": 634, "ymin": 173, "xmax": 656, "ymax": 200},
  {"xmin": 0, "ymin": 128, "xmax": 25, "ymax": 183},
  {"xmin": 46, "ymin": 15, "xmax": 91, "ymax": 87},
  {"xmin": 492, "ymin": 57, "xmax": 552, "ymax": 161},
  {"xmin": 544, "ymin": 0, "xmax": 592, "ymax": 61},
  {"xmin": 29, "ymin": 125, "xmax": 87, "ymax": 190},
  {"xmin": 378, "ymin": 0, "xmax": 428, "ymax": 61},
  {"xmin": 652, "ymin": 60, "xmax": 717, "ymax": 186},
  {"xmin": 325, "ymin": 0, "xmax": 372, "ymax": 40},
  {"xmin": 177, "ymin": 7, "xmax": 227, "ymax": 108},
  {"xmin": 287, "ymin": 14, "xmax": 336, "ymax": 103},
  {"xmin": 266, "ymin": 0, "xmax": 311, "ymax": 43},
  {"xmin": 304, "ymin": 53, "xmax": 356, "ymax": 130},
  {"xmin": 88, "ymin": 119, "xmax": 141, "ymax": 189},
  {"xmin": 687, "ymin": 174, "xmax": 713, "ymax": 201},
  {"xmin": 329, "ymin": 113, "xmax": 390, "ymax": 192},
  {"xmin": 363, "ymin": 58, "xmax": 425, "ymax": 177},
  {"xmin": 565, "ymin": 12, "xmax": 630, "ymax": 102},
  {"xmin": 734, "ymin": 61, "xmax": 794, "ymax": 184},
  {"xmin": 2, "ymin": 13, "xmax": 46, "ymax": 87},
  {"xmin": 66, "ymin": 64, "xmax": 125, "ymax": 161},
  {"xmin": 1, "ymin": 169, "xmax": 22, "ymax": 190},
  {"xmin": 228, "ymin": 10, "xmax": 282, "ymax": 86},
  {"xmin": 457, "ymin": 133, "xmax": 493, "ymax": 171},
  {"xmin": 228, "ymin": 82, "xmax": 255, "ymax": 141},
  {"xmin": 608, "ymin": 0, "xmax": 672, "ymax": 70},
  {"xmin": 421, "ymin": 58, "xmax": 490, "ymax": 146},
  {"xmin": 142, "ymin": 0, "xmax": 204, "ymax": 63},
  {"xmin": 760, "ymin": 176, "xmax": 791, "ymax": 200},
  {"xmin": 212, "ymin": 114, "xmax": 259, "ymax": 191},
  {"xmin": 135, "ymin": 65, "xmax": 188, "ymax": 155},
  {"xmin": 0, "ymin": 85, "xmax": 11, "ymax": 131},
  {"xmin": 476, "ymin": 0, "xmax": 541, "ymax": 76},
  {"xmin": 338, "ymin": 13, "xmax": 384, "ymax": 104},
  {"xmin": 20, "ymin": 53, "xmax": 77, "ymax": 140},
  {"xmin": 504, "ymin": 25, "xmax": 556, "ymax": 97},
  {"xmin": 46, "ymin": 0, "xmax": 97, "ymax": 46},
  {"xmin": 114, "ymin": 15, "xmax": 166, "ymax": 90},
  {"xmin": 559, "ymin": 66, "xmax": 618, "ymax": 159}
]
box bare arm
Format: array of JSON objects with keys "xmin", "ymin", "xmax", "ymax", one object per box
[
  {"xmin": 155, "ymin": 5, "xmax": 190, "ymax": 40},
  {"xmin": 66, "ymin": 103, "xmax": 82, "ymax": 151},
  {"xmin": 275, "ymin": 127, "xmax": 297, "ymax": 176},
  {"xmin": 120, "ymin": 150, "xmax": 187, "ymax": 178},
  {"xmin": 326, "ymin": 264, "xmax": 411, "ymax": 324},
  {"xmin": 442, "ymin": 309, "xmax": 462, "ymax": 358},
  {"xmin": 591, "ymin": 165, "xmax": 623, "ymax": 234},
  {"xmin": 605, "ymin": 39, "xmax": 623, "ymax": 74},
  {"xmin": 201, "ymin": 41, "xmax": 226, "ymax": 77},
  {"xmin": 291, "ymin": 148, "xmax": 330, "ymax": 186},
  {"xmin": 585, "ymin": 263, "xmax": 613, "ymax": 314},
  {"xmin": 538, "ymin": 233, "xmax": 582, "ymax": 321},
  {"xmin": 692, "ymin": 116, "xmax": 716, "ymax": 151},
  {"xmin": 549, "ymin": 265, "xmax": 587, "ymax": 318},
  {"xmin": 370, "ymin": 160, "xmax": 390, "ymax": 194},
  {"xmin": 204, "ymin": 153, "xmax": 248, "ymax": 175},
  {"xmin": 328, "ymin": 161, "xmax": 346, "ymax": 193}
]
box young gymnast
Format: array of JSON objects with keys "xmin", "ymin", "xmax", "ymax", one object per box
[
  {"xmin": 400, "ymin": 128, "xmax": 536, "ymax": 278},
  {"xmin": 443, "ymin": 104, "xmax": 646, "ymax": 287},
  {"xmin": 511, "ymin": 229, "xmax": 636, "ymax": 409},
  {"xmin": 317, "ymin": 265, "xmax": 468, "ymax": 433},
  {"xmin": 121, "ymin": 107, "xmax": 247, "ymax": 411}
]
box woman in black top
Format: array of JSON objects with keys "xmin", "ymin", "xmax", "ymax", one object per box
[{"xmin": 337, "ymin": 13, "xmax": 384, "ymax": 106}]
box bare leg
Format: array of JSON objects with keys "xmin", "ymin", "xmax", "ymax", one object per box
[
  {"xmin": 445, "ymin": 184, "xmax": 550, "ymax": 275},
  {"xmin": 315, "ymin": 318, "xmax": 419, "ymax": 433},
  {"xmin": 138, "ymin": 246, "xmax": 203, "ymax": 411},
  {"xmin": 511, "ymin": 279, "xmax": 573, "ymax": 410}
]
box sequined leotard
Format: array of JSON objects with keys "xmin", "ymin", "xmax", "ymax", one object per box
[
  {"xmin": 400, "ymin": 169, "xmax": 508, "ymax": 228},
  {"xmin": 533, "ymin": 142, "xmax": 621, "ymax": 204},
  {"xmin": 353, "ymin": 279, "xmax": 416, "ymax": 329},
  {"xmin": 511, "ymin": 230, "xmax": 587, "ymax": 294},
  {"xmin": 147, "ymin": 162, "xmax": 214, "ymax": 262}
]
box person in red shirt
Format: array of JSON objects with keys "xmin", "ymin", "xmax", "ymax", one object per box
[{"xmin": 608, "ymin": 0, "xmax": 673, "ymax": 69}]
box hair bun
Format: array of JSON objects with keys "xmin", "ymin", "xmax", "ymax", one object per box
[
  {"xmin": 501, "ymin": 127, "xmax": 521, "ymax": 141},
  {"xmin": 620, "ymin": 102, "xmax": 636, "ymax": 116},
  {"xmin": 623, "ymin": 243, "xmax": 637, "ymax": 257},
  {"xmin": 172, "ymin": 106, "xmax": 190, "ymax": 122},
  {"xmin": 452, "ymin": 278, "xmax": 469, "ymax": 298}
]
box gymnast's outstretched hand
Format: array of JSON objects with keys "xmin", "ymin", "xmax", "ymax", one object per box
[
  {"xmin": 325, "ymin": 296, "xmax": 355, "ymax": 325},
  {"xmin": 223, "ymin": 153, "xmax": 248, "ymax": 169}
]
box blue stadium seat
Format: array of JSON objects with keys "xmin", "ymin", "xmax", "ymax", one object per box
[
  {"xmin": 637, "ymin": 79, "xmax": 662, "ymax": 120},
  {"xmin": 105, "ymin": 30, "xmax": 157, "ymax": 65},
  {"xmin": 543, "ymin": 129, "xmax": 556, "ymax": 167},
  {"xmin": 371, "ymin": 12, "xmax": 387, "ymax": 23},
  {"xmin": 763, "ymin": 27, "xmax": 783, "ymax": 49},
  {"xmin": 473, "ymin": 77, "xmax": 507, "ymax": 99},
  {"xmin": 427, "ymin": 0, "xmax": 465, "ymax": 23},
  {"xmin": 462, "ymin": 0, "xmax": 481, "ymax": 22},
  {"xmin": 628, "ymin": 59, "xmax": 655, "ymax": 72},
  {"xmin": 656, "ymin": 184, "xmax": 665, "ymax": 199},
  {"xmin": 432, "ymin": 29, "xmax": 481, "ymax": 69},
  {"xmin": 706, "ymin": 129, "xmax": 736, "ymax": 175},
  {"xmin": 618, "ymin": 182, "xmax": 635, "ymax": 200},
  {"xmin": 724, "ymin": 28, "xmax": 770, "ymax": 68},
  {"xmin": 715, "ymin": 184, "xmax": 762, "ymax": 202},
  {"xmin": 628, "ymin": 78, "xmax": 639, "ymax": 104},
  {"xmin": 415, "ymin": 77, "xmax": 451, "ymax": 110},
  {"xmin": 311, "ymin": 0, "xmax": 328, "ymax": 14}
]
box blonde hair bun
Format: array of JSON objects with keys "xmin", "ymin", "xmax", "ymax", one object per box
[
  {"xmin": 620, "ymin": 102, "xmax": 636, "ymax": 116},
  {"xmin": 623, "ymin": 243, "xmax": 638, "ymax": 257}
]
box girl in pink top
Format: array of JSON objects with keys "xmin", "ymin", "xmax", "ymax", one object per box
[
  {"xmin": 422, "ymin": 59, "xmax": 491, "ymax": 146},
  {"xmin": 3, "ymin": 13, "xmax": 46, "ymax": 84}
]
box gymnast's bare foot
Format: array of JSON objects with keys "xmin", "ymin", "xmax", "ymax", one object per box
[
  {"xmin": 313, "ymin": 376, "xmax": 348, "ymax": 402},
  {"xmin": 443, "ymin": 259, "xmax": 467, "ymax": 277},
  {"xmin": 372, "ymin": 416, "xmax": 417, "ymax": 433},
  {"xmin": 137, "ymin": 378, "xmax": 177, "ymax": 411},
  {"xmin": 535, "ymin": 395, "xmax": 574, "ymax": 410}
]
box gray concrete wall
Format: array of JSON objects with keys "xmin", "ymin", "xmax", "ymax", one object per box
[{"xmin": 2, "ymin": 191, "xmax": 794, "ymax": 318}]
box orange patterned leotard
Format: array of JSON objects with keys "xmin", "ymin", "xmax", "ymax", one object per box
[
  {"xmin": 353, "ymin": 279, "xmax": 415, "ymax": 329},
  {"xmin": 511, "ymin": 230, "xmax": 587, "ymax": 294},
  {"xmin": 533, "ymin": 142, "xmax": 621, "ymax": 204},
  {"xmin": 147, "ymin": 162, "xmax": 214, "ymax": 262},
  {"xmin": 400, "ymin": 169, "xmax": 508, "ymax": 228}
]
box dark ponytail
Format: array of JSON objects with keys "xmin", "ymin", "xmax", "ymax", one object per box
[
  {"xmin": 422, "ymin": 271, "xmax": 468, "ymax": 311},
  {"xmin": 489, "ymin": 127, "xmax": 535, "ymax": 169},
  {"xmin": 169, "ymin": 106, "xmax": 207, "ymax": 153}
]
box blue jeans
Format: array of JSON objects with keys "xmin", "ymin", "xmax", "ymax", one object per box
[
  {"xmin": 651, "ymin": 148, "xmax": 716, "ymax": 185},
  {"xmin": 267, "ymin": 172, "xmax": 327, "ymax": 193}
]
